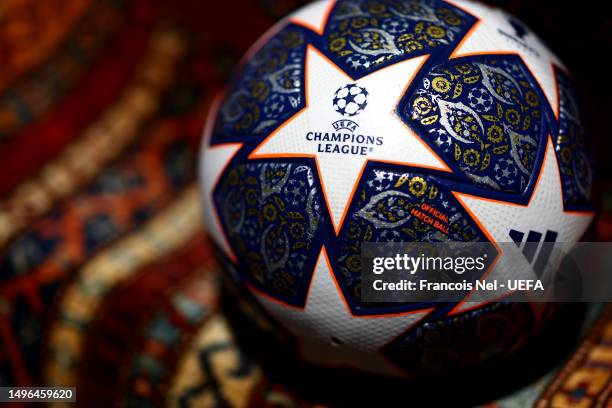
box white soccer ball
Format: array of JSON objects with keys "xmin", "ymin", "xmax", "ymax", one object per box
[{"xmin": 199, "ymin": 0, "xmax": 594, "ymax": 377}]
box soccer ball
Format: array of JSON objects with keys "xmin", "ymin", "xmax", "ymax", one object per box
[{"xmin": 199, "ymin": 0, "xmax": 595, "ymax": 377}]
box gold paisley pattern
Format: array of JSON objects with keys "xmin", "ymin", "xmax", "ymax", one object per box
[
  {"xmin": 325, "ymin": 0, "xmax": 475, "ymax": 75},
  {"xmin": 214, "ymin": 29, "xmax": 306, "ymax": 140},
  {"xmin": 407, "ymin": 56, "xmax": 543, "ymax": 193},
  {"xmin": 335, "ymin": 168, "xmax": 488, "ymax": 308},
  {"xmin": 214, "ymin": 162, "xmax": 324, "ymax": 306}
]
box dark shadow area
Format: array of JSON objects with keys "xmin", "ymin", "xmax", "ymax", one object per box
[{"xmin": 221, "ymin": 282, "xmax": 586, "ymax": 407}]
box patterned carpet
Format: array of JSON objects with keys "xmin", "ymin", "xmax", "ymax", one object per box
[{"xmin": 0, "ymin": 0, "xmax": 610, "ymax": 406}]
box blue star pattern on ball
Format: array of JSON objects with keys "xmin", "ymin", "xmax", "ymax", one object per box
[
  {"xmin": 332, "ymin": 83, "xmax": 369, "ymax": 117},
  {"xmin": 382, "ymin": 302, "xmax": 533, "ymax": 374},
  {"xmin": 403, "ymin": 55, "xmax": 545, "ymax": 195},
  {"xmin": 212, "ymin": 29, "xmax": 307, "ymax": 142},
  {"xmin": 213, "ymin": 161, "xmax": 325, "ymax": 306},
  {"xmin": 333, "ymin": 166, "xmax": 492, "ymax": 314},
  {"xmin": 553, "ymin": 69, "xmax": 594, "ymax": 208},
  {"xmin": 207, "ymin": 1, "xmax": 597, "ymax": 314},
  {"xmin": 200, "ymin": 0, "xmax": 598, "ymax": 378},
  {"xmin": 467, "ymin": 87, "xmax": 494, "ymax": 112},
  {"xmin": 206, "ymin": 1, "xmax": 597, "ymax": 316},
  {"xmin": 324, "ymin": 0, "xmax": 476, "ymax": 77}
]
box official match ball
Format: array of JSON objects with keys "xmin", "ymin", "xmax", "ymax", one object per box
[{"xmin": 199, "ymin": 0, "xmax": 595, "ymax": 377}]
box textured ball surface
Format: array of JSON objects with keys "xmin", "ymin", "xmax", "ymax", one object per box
[{"xmin": 200, "ymin": 0, "xmax": 595, "ymax": 377}]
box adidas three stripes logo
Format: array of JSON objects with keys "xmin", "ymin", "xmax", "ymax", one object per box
[{"xmin": 509, "ymin": 229, "xmax": 558, "ymax": 277}]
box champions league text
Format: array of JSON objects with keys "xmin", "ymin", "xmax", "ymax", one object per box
[{"xmin": 305, "ymin": 131, "xmax": 383, "ymax": 155}]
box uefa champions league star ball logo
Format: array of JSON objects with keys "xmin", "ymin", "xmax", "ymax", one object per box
[{"xmin": 332, "ymin": 84, "xmax": 368, "ymax": 117}]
